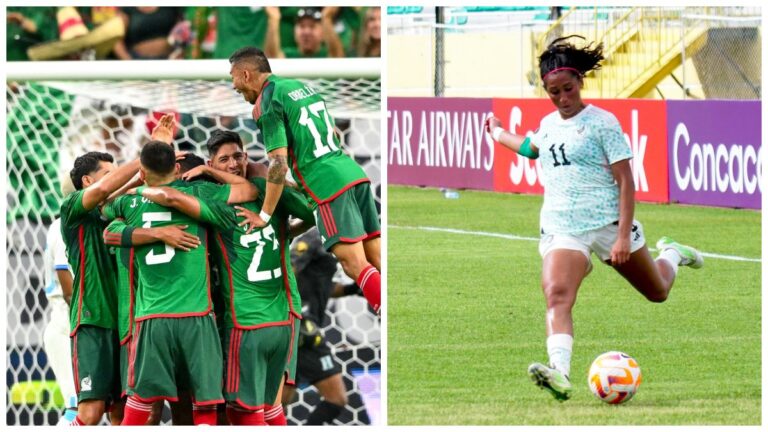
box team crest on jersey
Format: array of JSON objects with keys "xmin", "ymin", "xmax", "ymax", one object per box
[{"xmin": 81, "ymin": 376, "xmax": 92, "ymax": 392}]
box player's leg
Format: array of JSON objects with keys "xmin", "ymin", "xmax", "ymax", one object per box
[
  {"xmin": 363, "ymin": 237, "xmax": 381, "ymax": 271},
  {"xmin": 528, "ymin": 236, "xmax": 591, "ymax": 401},
  {"xmin": 307, "ymin": 374, "xmax": 347, "ymax": 425},
  {"xmin": 121, "ymin": 319, "xmax": 178, "ymax": 425},
  {"xmin": 318, "ymin": 184, "xmax": 381, "ymax": 311},
  {"xmin": 169, "ymin": 392, "xmax": 194, "ymax": 425},
  {"xmin": 356, "ymin": 182, "xmax": 381, "ymax": 272},
  {"xmin": 70, "ymin": 325, "xmax": 121, "ymax": 425},
  {"xmin": 604, "ymin": 222, "xmax": 702, "ymax": 302},
  {"xmin": 43, "ymin": 298, "xmax": 77, "ymax": 425},
  {"xmin": 265, "ymin": 379, "xmax": 287, "ymax": 425},
  {"xmin": 300, "ymin": 341, "xmax": 347, "ymax": 425},
  {"xmin": 181, "ymin": 315, "xmax": 224, "ymax": 425}
]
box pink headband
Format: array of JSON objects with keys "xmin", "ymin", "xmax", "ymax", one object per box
[{"xmin": 541, "ymin": 67, "xmax": 582, "ymax": 81}]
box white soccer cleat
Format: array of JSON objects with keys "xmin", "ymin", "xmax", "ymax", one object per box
[{"xmin": 656, "ymin": 236, "xmax": 704, "ymax": 269}]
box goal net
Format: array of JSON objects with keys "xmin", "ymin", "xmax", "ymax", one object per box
[{"xmin": 6, "ymin": 58, "xmax": 381, "ymax": 426}]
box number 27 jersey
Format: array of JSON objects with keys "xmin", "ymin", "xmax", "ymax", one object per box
[
  {"xmin": 533, "ymin": 104, "xmax": 633, "ymax": 235},
  {"xmin": 254, "ymin": 74, "xmax": 368, "ymax": 204}
]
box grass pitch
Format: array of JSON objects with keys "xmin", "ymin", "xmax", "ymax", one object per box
[{"xmin": 387, "ymin": 185, "xmax": 761, "ymax": 425}]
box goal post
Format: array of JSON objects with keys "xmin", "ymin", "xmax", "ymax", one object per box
[{"xmin": 6, "ymin": 58, "xmax": 381, "ymax": 426}]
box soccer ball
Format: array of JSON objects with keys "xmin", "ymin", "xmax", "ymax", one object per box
[{"xmin": 587, "ymin": 351, "xmax": 642, "ymax": 404}]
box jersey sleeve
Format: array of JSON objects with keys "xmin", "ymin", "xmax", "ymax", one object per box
[
  {"xmin": 259, "ymin": 83, "xmax": 288, "ymax": 152},
  {"xmin": 60, "ymin": 189, "xmax": 88, "ymax": 228},
  {"xmin": 103, "ymin": 218, "xmax": 135, "ymax": 248},
  {"xmin": 599, "ymin": 115, "xmax": 633, "ymax": 164},
  {"xmin": 101, "ymin": 196, "xmax": 124, "ymax": 221}
]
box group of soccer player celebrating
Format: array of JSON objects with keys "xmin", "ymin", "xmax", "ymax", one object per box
[{"xmin": 59, "ymin": 46, "xmax": 380, "ymax": 425}]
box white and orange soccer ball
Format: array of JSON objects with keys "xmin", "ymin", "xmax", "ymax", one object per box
[{"xmin": 587, "ymin": 351, "xmax": 642, "ymax": 404}]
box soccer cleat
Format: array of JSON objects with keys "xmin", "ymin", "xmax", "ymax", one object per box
[
  {"xmin": 656, "ymin": 236, "xmax": 704, "ymax": 269},
  {"xmin": 528, "ymin": 363, "xmax": 572, "ymax": 401}
]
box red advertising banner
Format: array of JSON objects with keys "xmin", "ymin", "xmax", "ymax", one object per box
[
  {"xmin": 589, "ymin": 99, "xmax": 668, "ymax": 203},
  {"xmin": 491, "ymin": 98, "xmax": 551, "ymax": 195},
  {"xmin": 491, "ymin": 98, "xmax": 669, "ymax": 203}
]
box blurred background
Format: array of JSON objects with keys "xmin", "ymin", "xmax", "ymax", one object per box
[{"xmin": 388, "ymin": 6, "xmax": 760, "ymax": 100}]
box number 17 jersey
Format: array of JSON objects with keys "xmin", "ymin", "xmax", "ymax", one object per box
[{"xmin": 254, "ymin": 74, "xmax": 368, "ymax": 204}]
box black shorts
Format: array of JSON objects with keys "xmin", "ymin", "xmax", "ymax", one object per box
[{"xmin": 296, "ymin": 342, "xmax": 342, "ymax": 385}]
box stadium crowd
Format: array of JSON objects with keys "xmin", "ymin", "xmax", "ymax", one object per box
[{"xmin": 7, "ymin": 6, "xmax": 380, "ymax": 61}]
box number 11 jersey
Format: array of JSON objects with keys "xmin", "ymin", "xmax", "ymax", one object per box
[{"xmin": 533, "ymin": 104, "xmax": 633, "ymax": 235}]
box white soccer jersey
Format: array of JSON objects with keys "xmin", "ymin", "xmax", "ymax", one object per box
[
  {"xmin": 532, "ymin": 104, "xmax": 633, "ymax": 235},
  {"xmin": 43, "ymin": 218, "xmax": 72, "ymax": 299}
]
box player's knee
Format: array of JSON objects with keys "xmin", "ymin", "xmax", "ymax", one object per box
[
  {"xmin": 325, "ymin": 391, "xmax": 347, "ymax": 407},
  {"xmin": 542, "ymin": 282, "xmax": 576, "ymax": 309},
  {"xmin": 337, "ymin": 255, "xmax": 368, "ymax": 280},
  {"xmin": 78, "ymin": 403, "xmax": 105, "ymax": 425}
]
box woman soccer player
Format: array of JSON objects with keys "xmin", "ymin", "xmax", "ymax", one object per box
[{"xmin": 485, "ymin": 35, "xmax": 703, "ymax": 401}]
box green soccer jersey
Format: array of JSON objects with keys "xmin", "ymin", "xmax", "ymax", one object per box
[
  {"xmin": 103, "ymin": 219, "xmax": 137, "ymax": 344},
  {"xmin": 60, "ymin": 189, "xmax": 119, "ymax": 334},
  {"xmin": 254, "ymin": 74, "xmax": 369, "ymax": 204},
  {"xmin": 196, "ymin": 178, "xmax": 314, "ymax": 328},
  {"xmin": 102, "ymin": 180, "xmax": 218, "ymax": 321}
]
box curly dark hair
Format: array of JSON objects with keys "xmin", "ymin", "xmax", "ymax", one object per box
[{"xmin": 538, "ymin": 35, "xmax": 604, "ymax": 83}]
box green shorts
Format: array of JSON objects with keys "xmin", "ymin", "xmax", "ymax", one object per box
[
  {"xmin": 120, "ymin": 341, "xmax": 129, "ymax": 398},
  {"xmin": 223, "ymin": 325, "xmax": 292, "ymax": 409},
  {"xmin": 285, "ymin": 316, "xmax": 300, "ymax": 385},
  {"xmin": 315, "ymin": 182, "xmax": 380, "ymax": 250},
  {"xmin": 71, "ymin": 325, "xmax": 121, "ymax": 404},
  {"xmin": 127, "ymin": 315, "xmax": 223, "ymax": 405}
]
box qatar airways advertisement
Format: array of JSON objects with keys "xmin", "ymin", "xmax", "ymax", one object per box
[{"xmin": 666, "ymin": 100, "xmax": 761, "ymax": 209}]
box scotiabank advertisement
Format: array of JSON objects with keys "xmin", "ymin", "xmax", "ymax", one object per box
[
  {"xmin": 387, "ymin": 97, "xmax": 761, "ymax": 210},
  {"xmin": 491, "ymin": 98, "xmax": 669, "ymax": 203},
  {"xmin": 666, "ymin": 100, "xmax": 761, "ymax": 209}
]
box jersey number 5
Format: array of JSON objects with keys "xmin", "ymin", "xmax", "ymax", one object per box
[
  {"xmin": 143, "ymin": 212, "xmax": 175, "ymax": 265},
  {"xmin": 299, "ymin": 101, "xmax": 339, "ymax": 158},
  {"xmin": 240, "ymin": 225, "xmax": 283, "ymax": 282}
]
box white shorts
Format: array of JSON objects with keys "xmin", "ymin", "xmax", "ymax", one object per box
[
  {"xmin": 539, "ymin": 220, "xmax": 646, "ymax": 265},
  {"xmin": 43, "ymin": 296, "xmax": 77, "ymax": 409}
]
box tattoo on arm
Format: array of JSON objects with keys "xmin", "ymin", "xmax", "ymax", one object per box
[{"xmin": 267, "ymin": 155, "xmax": 288, "ymax": 184}]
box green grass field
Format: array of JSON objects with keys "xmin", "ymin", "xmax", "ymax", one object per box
[{"xmin": 387, "ymin": 185, "xmax": 761, "ymax": 425}]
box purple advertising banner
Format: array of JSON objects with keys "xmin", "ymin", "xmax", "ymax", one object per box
[
  {"xmin": 667, "ymin": 100, "xmax": 761, "ymax": 209},
  {"xmin": 388, "ymin": 97, "xmax": 495, "ymax": 190}
]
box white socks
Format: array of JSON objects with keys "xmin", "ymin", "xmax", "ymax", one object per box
[
  {"xmin": 547, "ymin": 333, "xmax": 574, "ymax": 377},
  {"xmin": 657, "ymin": 248, "xmax": 681, "ymax": 275}
]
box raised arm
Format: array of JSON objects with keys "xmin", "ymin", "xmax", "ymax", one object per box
[
  {"xmin": 485, "ymin": 115, "xmax": 539, "ymax": 159},
  {"xmin": 181, "ymin": 165, "xmax": 258, "ymax": 204},
  {"xmin": 321, "ymin": 7, "xmax": 345, "ymax": 58},
  {"xmin": 138, "ymin": 186, "xmax": 203, "ymax": 220},
  {"xmin": 264, "ymin": 7, "xmax": 285, "ymax": 59}
]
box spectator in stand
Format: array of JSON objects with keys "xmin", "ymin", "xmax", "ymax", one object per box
[
  {"xmin": 323, "ymin": 7, "xmax": 379, "ymax": 58},
  {"xmin": 7, "ymin": 6, "xmax": 57, "ymax": 61},
  {"xmin": 113, "ymin": 7, "xmax": 182, "ymax": 60},
  {"xmin": 265, "ymin": 7, "xmax": 329, "ymax": 59},
  {"xmin": 208, "ymin": 7, "xmax": 268, "ymax": 60},
  {"xmin": 357, "ymin": 7, "xmax": 380, "ymax": 57}
]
